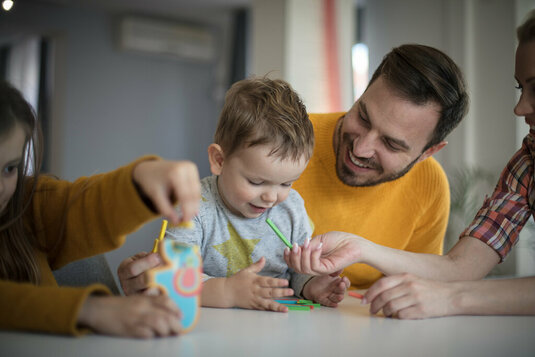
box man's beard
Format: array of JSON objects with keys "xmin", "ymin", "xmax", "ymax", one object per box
[{"xmin": 334, "ymin": 120, "xmax": 421, "ymax": 187}]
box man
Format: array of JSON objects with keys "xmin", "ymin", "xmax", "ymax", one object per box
[
  {"xmin": 292, "ymin": 44, "xmax": 468, "ymax": 288},
  {"xmin": 119, "ymin": 44, "xmax": 468, "ymax": 294}
]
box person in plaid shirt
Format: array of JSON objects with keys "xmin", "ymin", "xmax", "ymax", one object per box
[{"xmin": 285, "ymin": 10, "xmax": 535, "ymax": 319}]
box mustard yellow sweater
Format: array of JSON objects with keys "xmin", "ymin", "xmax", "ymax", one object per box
[
  {"xmin": 293, "ymin": 113, "xmax": 449, "ymax": 288},
  {"xmin": 0, "ymin": 157, "xmax": 158, "ymax": 335}
]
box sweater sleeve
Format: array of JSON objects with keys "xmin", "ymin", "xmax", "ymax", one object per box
[
  {"xmin": 405, "ymin": 158, "xmax": 449, "ymax": 255},
  {"xmin": 30, "ymin": 156, "xmax": 159, "ymax": 270},
  {"xmin": 0, "ymin": 279, "xmax": 110, "ymax": 335},
  {"xmin": 0, "ymin": 156, "xmax": 160, "ymax": 335}
]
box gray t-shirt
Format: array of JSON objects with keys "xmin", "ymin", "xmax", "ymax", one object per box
[{"xmin": 166, "ymin": 175, "xmax": 313, "ymax": 296}]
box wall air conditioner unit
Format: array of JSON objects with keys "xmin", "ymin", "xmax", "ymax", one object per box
[{"xmin": 118, "ymin": 16, "xmax": 215, "ymax": 62}]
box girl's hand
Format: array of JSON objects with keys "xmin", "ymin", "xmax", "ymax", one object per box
[
  {"xmin": 132, "ymin": 160, "xmax": 201, "ymax": 225},
  {"xmin": 226, "ymin": 257, "xmax": 294, "ymax": 312},
  {"xmin": 78, "ymin": 295, "xmax": 181, "ymax": 338}
]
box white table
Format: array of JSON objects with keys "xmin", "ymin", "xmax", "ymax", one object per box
[{"xmin": 2, "ymin": 294, "xmax": 535, "ymax": 357}]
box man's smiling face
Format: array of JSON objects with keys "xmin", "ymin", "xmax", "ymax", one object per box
[{"xmin": 334, "ymin": 76, "xmax": 442, "ymax": 187}]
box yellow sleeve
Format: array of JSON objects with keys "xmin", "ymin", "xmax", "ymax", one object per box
[
  {"xmin": 404, "ymin": 159, "xmax": 450, "ymax": 255},
  {"xmin": 30, "ymin": 156, "xmax": 159, "ymax": 269},
  {"xmin": 0, "ymin": 279, "xmax": 110, "ymax": 335}
]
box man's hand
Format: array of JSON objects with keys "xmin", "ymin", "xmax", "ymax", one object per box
[{"xmin": 364, "ymin": 273, "xmax": 458, "ymax": 319}]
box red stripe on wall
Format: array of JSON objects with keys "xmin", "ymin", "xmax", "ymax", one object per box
[{"xmin": 323, "ymin": 0, "xmax": 341, "ymax": 111}]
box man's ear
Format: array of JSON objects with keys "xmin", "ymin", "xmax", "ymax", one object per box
[
  {"xmin": 208, "ymin": 143, "xmax": 225, "ymax": 175},
  {"xmin": 417, "ymin": 141, "xmax": 448, "ymax": 163}
]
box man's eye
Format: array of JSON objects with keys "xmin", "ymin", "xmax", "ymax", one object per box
[
  {"xmin": 385, "ymin": 141, "xmax": 400, "ymax": 152},
  {"xmin": 359, "ymin": 113, "xmax": 370, "ymax": 126}
]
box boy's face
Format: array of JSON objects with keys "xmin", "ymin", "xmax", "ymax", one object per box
[{"xmin": 211, "ymin": 144, "xmax": 308, "ymax": 218}]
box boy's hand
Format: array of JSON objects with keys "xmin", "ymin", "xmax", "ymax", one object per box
[
  {"xmin": 301, "ymin": 271, "xmax": 350, "ymax": 307},
  {"xmin": 226, "ymin": 257, "xmax": 294, "ymax": 312},
  {"xmin": 117, "ymin": 252, "xmax": 163, "ymax": 296},
  {"xmin": 78, "ymin": 295, "xmax": 181, "ymax": 338},
  {"xmin": 132, "ymin": 159, "xmax": 201, "ymax": 225}
]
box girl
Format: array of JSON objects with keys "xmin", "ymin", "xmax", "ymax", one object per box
[{"xmin": 0, "ymin": 80, "xmax": 200, "ymax": 337}]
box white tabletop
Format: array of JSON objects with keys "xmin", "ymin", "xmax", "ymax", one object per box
[{"xmin": 2, "ymin": 294, "xmax": 535, "ymax": 357}]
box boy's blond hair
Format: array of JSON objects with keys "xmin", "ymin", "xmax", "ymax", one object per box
[{"xmin": 214, "ymin": 77, "xmax": 314, "ymax": 161}]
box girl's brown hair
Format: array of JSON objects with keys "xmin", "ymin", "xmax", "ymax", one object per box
[{"xmin": 0, "ymin": 81, "xmax": 43, "ymax": 284}]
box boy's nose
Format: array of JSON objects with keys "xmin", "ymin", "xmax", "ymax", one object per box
[{"xmin": 261, "ymin": 190, "xmax": 277, "ymax": 204}]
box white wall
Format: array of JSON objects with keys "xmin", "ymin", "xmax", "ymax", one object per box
[{"xmin": 0, "ymin": 2, "xmax": 233, "ymax": 286}]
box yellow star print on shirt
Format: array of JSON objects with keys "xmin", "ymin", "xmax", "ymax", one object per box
[{"xmin": 213, "ymin": 222, "xmax": 261, "ymax": 276}]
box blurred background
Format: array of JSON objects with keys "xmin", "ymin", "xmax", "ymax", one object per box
[{"xmin": 1, "ymin": 0, "xmax": 534, "ymax": 290}]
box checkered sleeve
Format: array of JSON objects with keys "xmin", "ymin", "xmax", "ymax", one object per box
[{"xmin": 459, "ymin": 141, "xmax": 534, "ymax": 261}]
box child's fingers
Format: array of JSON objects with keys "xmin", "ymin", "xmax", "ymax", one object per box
[
  {"xmin": 152, "ymin": 295, "xmax": 181, "ymax": 317},
  {"xmin": 169, "ymin": 163, "xmax": 200, "ymax": 223},
  {"xmin": 119, "ymin": 253, "xmax": 161, "ymax": 278},
  {"xmin": 256, "ymin": 275, "xmax": 289, "ymax": 288},
  {"xmin": 258, "ymin": 287, "xmax": 294, "ymax": 298},
  {"xmin": 243, "ymin": 256, "xmax": 266, "ymax": 274},
  {"xmin": 260, "ymin": 300, "xmax": 289, "ymax": 313},
  {"xmin": 151, "ymin": 187, "xmax": 180, "ymax": 223},
  {"xmin": 118, "ymin": 254, "xmax": 162, "ymax": 295}
]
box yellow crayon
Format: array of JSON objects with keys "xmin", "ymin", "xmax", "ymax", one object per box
[{"xmin": 152, "ymin": 219, "xmax": 168, "ymax": 253}]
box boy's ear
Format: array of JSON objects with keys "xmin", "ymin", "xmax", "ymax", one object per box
[{"xmin": 208, "ymin": 143, "xmax": 225, "ymax": 175}]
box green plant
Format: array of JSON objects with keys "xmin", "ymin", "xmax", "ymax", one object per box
[{"xmin": 445, "ymin": 166, "xmax": 497, "ymax": 252}]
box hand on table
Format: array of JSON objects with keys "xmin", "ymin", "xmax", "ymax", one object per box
[
  {"xmin": 78, "ymin": 294, "xmax": 181, "ymax": 338},
  {"xmin": 284, "ymin": 231, "xmax": 363, "ymax": 275},
  {"xmin": 132, "ymin": 159, "xmax": 201, "ymax": 225},
  {"xmin": 364, "ymin": 273, "xmax": 457, "ymax": 319},
  {"xmin": 118, "ymin": 252, "xmax": 163, "ymax": 296},
  {"xmin": 302, "ymin": 270, "xmax": 350, "ymax": 307},
  {"xmin": 227, "ymin": 257, "xmax": 294, "ymax": 312}
]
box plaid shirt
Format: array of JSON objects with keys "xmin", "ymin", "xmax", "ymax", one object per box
[{"xmin": 460, "ymin": 129, "xmax": 535, "ymax": 261}]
